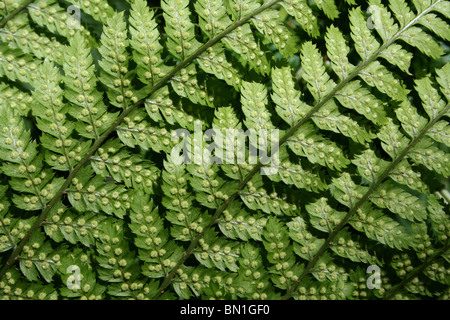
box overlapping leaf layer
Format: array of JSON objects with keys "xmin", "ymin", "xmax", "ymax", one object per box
[{"xmin": 0, "ymin": 0, "xmax": 449, "ymax": 300}]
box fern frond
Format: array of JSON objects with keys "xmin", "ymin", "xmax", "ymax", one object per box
[
  {"xmin": 129, "ymin": 192, "xmax": 184, "ymax": 279},
  {"xmin": 90, "ymin": 139, "xmax": 159, "ymax": 195},
  {"xmin": 195, "ymin": 0, "xmax": 232, "ymax": 39},
  {"xmin": 237, "ymin": 243, "xmax": 274, "ymax": 299},
  {"xmin": 66, "ymin": 167, "xmax": 132, "ymax": 219},
  {"xmin": 267, "ymin": 146, "xmax": 327, "ymax": 192},
  {"xmin": 241, "ymin": 80, "xmax": 275, "ymax": 131},
  {"xmin": 115, "ymin": 109, "xmax": 175, "ymax": 154},
  {"xmin": 223, "ymin": 23, "xmax": 271, "ymax": 75},
  {"xmin": 369, "ymin": 181, "xmax": 427, "ymax": 222},
  {"xmin": 0, "ymin": 267, "xmax": 58, "ymax": 300},
  {"xmin": 171, "ymin": 64, "xmax": 216, "ymax": 107},
  {"xmin": 305, "ymin": 197, "xmax": 346, "ymax": 233},
  {"xmin": 129, "ymin": 0, "xmax": 169, "ymax": 88},
  {"xmin": 294, "ymin": 277, "xmax": 351, "ymax": 300},
  {"xmin": 33, "ymin": 60, "xmax": 90, "ymax": 172},
  {"xmin": 27, "ymin": 0, "xmax": 93, "ymax": 42},
  {"xmin": 288, "ymin": 216, "xmax": 325, "ymax": 261},
  {"xmin": 427, "ymin": 195, "xmax": 450, "ymax": 244},
  {"xmin": 0, "ymin": 44, "xmax": 39, "ymax": 84},
  {"xmin": 65, "ymin": 0, "xmax": 114, "ymax": 25},
  {"xmin": 263, "ymin": 216, "xmax": 300, "ymax": 290},
  {"xmin": 187, "ymin": 160, "xmax": 230, "ymax": 209},
  {"xmin": 43, "ymin": 201, "xmax": 103, "ymax": 247},
  {"xmin": 287, "ymin": 122, "xmax": 350, "ymax": 170},
  {"xmin": 280, "ymin": 0, "xmax": 320, "ymax": 37},
  {"xmin": 331, "ymin": 227, "xmax": 381, "ymax": 266},
  {"xmin": 312, "ymin": 0, "xmax": 340, "ymax": 19},
  {"xmin": 251, "ymin": 8, "xmax": 299, "ymax": 57},
  {"xmin": 17, "ymin": 229, "xmax": 63, "ymax": 283},
  {"xmin": 227, "ymin": 0, "xmax": 261, "ymax": 20},
  {"xmin": 352, "ymin": 149, "xmax": 428, "ymax": 193},
  {"xmin": 301, "ymin": 41, "xmax": 336, "ymax": 102},
  {"xmin": 271, "ymin": 66, "xmax": 310, "ymax": 126},
  {"xmin": 240, "ymin": 175, "xmax": 299, "ymax": 216},
  {"xmin": 408, "ymin": 137, "xmax": 450, "ymax": 177},
  {"xmin": 325, "ymin": 25, "xmax": 354, "ymax": 81},
  {"xmin": 162, "ymin": 159, "xmax": 210, "ymax": 242},
  {"xmin": 0, "ymin": 14, "xmax": 63, "ymax": 64},
  {"xmin": 0, "ymin": 185, "xmax": 14, "ymax": 253},
  {"xmin": 312, "ymin": 101, "xmax": 375, "ymax": 144},
  {"xmin": 193, "ymin": 228, "xmax": 241, "ymax": 272},
  {"xmin": 63, "ymin": 33, "xmax": 114, "ymax": 140},
  {"xmin": 162, "ymin": 0, "xmax": 200, "ymax": 61},
  {"xmin": 197, "ymin": 46, "xmax": 242, "ymax": 91},
  {"xmin": 347, "ymin": 203, "xmax": 415, "ymax": 250},
  {"xmin": 216, "ymin": 201, "xmax": 267, "ymax": 241},
  {"xmin": 0, "ymin": 82, "xmax": 32, "ymax": 116},
  {"xmin": 56, "ymin": 248, "xmax": 106, "ymax": 299},
  {"xmin": 98, "ymin": 11, "xmax": 137, "ymax": 109},
  {"xmin": 334, "ymin": 81, "xmax": 388, "ymax": 125},
  {"xmin": 0, "ymin": 0, "xmax": 449, "ymax": 303},
  {"xmin": 310, "ymin": 251, "xmax": 349, "ymax": 282},
  {"xmin": 0, "ymin": 108, "xmax": 64, "ymax": 211},
  {"xmin": 95, "ymin": 220, "xmax": 143, "ymax": 298}
]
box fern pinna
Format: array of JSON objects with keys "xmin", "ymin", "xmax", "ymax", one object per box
[{"xmin": 0, "ymin": 0, "xmax": 449, "ymax": 301}]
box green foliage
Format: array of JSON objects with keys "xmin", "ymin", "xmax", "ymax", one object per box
[{"xmin": 0, "ymin": 0, "xmax": 449, "ymax": 301}]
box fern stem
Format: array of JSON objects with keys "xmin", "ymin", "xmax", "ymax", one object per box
[
  {"xmin": 0, "ymin": 0, "xmax": 34, "ymax": 28},
  {"xmin": 0, "ymin": 0, "xmax": 284, "ymax": 283},
  {"xmin": 282, "ymin": 102, "xmax": 450, "ymax": 300}
]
